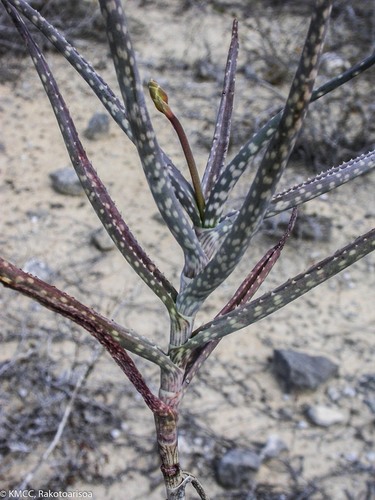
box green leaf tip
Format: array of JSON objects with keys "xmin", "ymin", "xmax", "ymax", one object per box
[{"xmin": 148, "ymin": 79, "xmax": 172, "ymax": 117}]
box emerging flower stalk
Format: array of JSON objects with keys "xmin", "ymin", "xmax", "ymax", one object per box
[{"xmin": 149, "ymin": 79, "xmax": 206, "ymax": 222}]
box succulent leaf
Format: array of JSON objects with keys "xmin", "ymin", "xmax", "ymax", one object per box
[
  {"xmin": 98, "ymin": 0, "xmax": 207, "ymax": 277},
  {"xmin": 202, "ymin": 19, "xmax": 239, "ymax": 200},
  {"xmin": 4, "ymin": 0, "xmax": 201, "ymax": 226},
  {"xmin": 182, "ymin": 208, "xmax": 297, "ymax": 386},
  {"xmin": 177, "ymin": 0, "xmax": 333, "ymax": 316},
  {"xmin": 210, "ymin": 149, "xmax": 375, "ymax": 234},
  {"xmin": 220, "ymin": 208, "xmax": 298, "ymax": 313},
  {"xmin": 5, "ymin": 0, "xmax": 134, "ymax": 140},
  {"xmin": 175, "ymin": 227, "xmax": 375, "ymax": 360},
  {"xmin": 268, "ymin": 150, "xmax": 375, "ymax": 217},
  {"xmin": 3, "ymin": 3, "xmax": 179, "ymax": 312},
  {"xmin": 205, "ymin": 52, "xmax": 375, "ymax": 226},
  {"xmin": 0, "ymin": 258, "xmax": 178, "ymax": 374}
]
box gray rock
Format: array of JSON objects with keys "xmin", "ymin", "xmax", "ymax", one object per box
[
  {"xmin": 84, "ymin": 112, "xmax": 110, "ymax": 140},
  {"xmin": 273, "ymin": 349, "xmax": 338, "ymax": 391},
  {"xmin": 91, "ymin": 227, "xmax": 115, "ymax": 252},
  {"xmin": 320, "ymin": 52, "xmax": 350, "ymax": 76},
  {"xmin": 326, "ymin": 385, "xmax": 341, "ymax": 402},
  {"xmin": 216, "ymin": 448, "xmax": 261, "ymax": 488},
  {"xmin": 357, "ymin": 374, "xmax": 375, "ymax": 413},
  {"xmin": 23, "ymin": 258, "xmax": 54, "ymax": 282},
  {"xmin": 306, "ymin": 405, "xmax": 346, "ymax": 427},
  {"xmin": 358, "ymin": 373, "xmax": 375, "ymax": 392},
  {"xmin": 364, "ymin": 397, "xmax": 375, "ymax": 414},
  {"xmin": 259, "ymin": 435, "xmax": 288, "ymax": 461},
  {"xmin": 50, "ymin": 167, "xmax": 83, "ymax": 196}
]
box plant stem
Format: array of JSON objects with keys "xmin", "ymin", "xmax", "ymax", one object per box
[
  {"xmin": 155, "ymin": 368, "xmax": 184, "ymax": 498},
  {"xmin": 168, "ymin": 113, "xmax": 206, "ymax": 222}
]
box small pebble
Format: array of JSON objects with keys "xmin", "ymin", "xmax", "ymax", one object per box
[
  {"xmin": 110, "ymin": 428, "xmax": 121, "ymax": 440},
  {"xmin": 216, "ymin": 448, "xmax": 261, "ymax": 488},
  {"xmin": 343, "ymin": 386, "xmax": 356, "ymax": 398},
  {"xmin": 260, "ymin": 435, "xmax": 288, "ymax": 461},
  {"xmin": 297, "ymin": 420, "xmax": 308, "ymax": 430},
  {"xmin": 50, "ymin": 167, "xmax": 83, "ymax": 196},
  {"xmin": 320, "ymin": 52, "xmax": 350, "ymax": 75},
  {"xmin": 344, "ymin": 451, "xmax": 358, "ymax": 463},
  {"xmin": 23, "ymin": 258, "xmax": 54, "ymax": 282},
  {"xmin": 84, "ymin": 112, "xmax": 110, "ymax": 140},
  {"xmin": 306, "ymin": 405, "xmax": 346, "ymax": 427},
  {"xmin": 327, "ymin": 386, "xmax": 341, "ymax": 402},
  {"xmin": 18, "ymin": 387, "xmax": 28, "ymax": 398},
  {"xmin": 91, "ymin": 227, "xmax": 115, "ymax": 252}
]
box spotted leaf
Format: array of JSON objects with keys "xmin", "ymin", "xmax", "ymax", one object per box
[
  {"xmin": 5, "ymin": 0, "xmax": 201, "ymax": 226},
  {"xmin": 0, "ymin": 258, "xmax": 179, "ymax": 374},
  {"xmin": 182, "ymin": 208, "xmax": 297, "ymax": 386},
  {"xmin": 3, "ymin": 3, "xmax": 179, "ymax": 312},
  {"xmin": 98, "ymin": 0, "xmax": 207, "ymax": 277},
  {"xmin": 202, "ymin": 19, "xmax": 239, "ymax": 200},
  {"xmin": 268, "ymin": 150, "xmax": 375, "ymax": 217},
  {"xmin": 173, "ymin": 227, "xmax": 375, "ymax": 362},
  {"xmin": 204, "ymin": 51, "xmax": 375, "ymax": 226},
  {"xmin": 177, "ymin": 0, "xmax": 333, "ymax": 316}
]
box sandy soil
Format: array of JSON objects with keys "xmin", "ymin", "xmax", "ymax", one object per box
[{"xmin": 1, "ymin": 2, "xmax": 374, "ymax": 499}]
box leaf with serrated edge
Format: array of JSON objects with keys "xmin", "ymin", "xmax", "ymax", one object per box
[
  {"xmin": 177, "ymin": 0, "xmax": 332, "ymax": 316},
  {"xmin": 6, "ymin": 0, "xmax": 133, "ymax": 139},
  {"xmin": 174, "ymin": 228, "xmax": 375, "ymax": 361},
  {"xmin": 0, "ymin": 258, "xmax": 178, "ymax": 374},
  {"xmin": 221, "ymin": 208, "xmax": 298, "ymax": 312},
  {"xmin": 182, "ymin": 208, "xmax": 297, "ymax": 387},
  {"xmin": 0, "ymin": 259, "xmax": 177, "ymax": 416},
  {"xmin": 99, "ymin": 0, "xmax": 207, "ymax": 276},
  {"xmin": 7, "ymin": 0, "xmax": 201, "ymax": 226},
  {"xmin": 4, "ymin": 4, "xmax": 177, "ymax": 312},
  {"xmin": 207, "ymin": 150, "xmax": 375, "ymax": 242},
  {"xmin": 202, "ymin": 19, "xmax": 239, "ymax": 199},
  {"xmin": 267, "ymin": 150, "xmax": 375, "ymax": 217},
  {"xmin": 205, "ymin": 51, "xmax": 375, "ymax": 226}
]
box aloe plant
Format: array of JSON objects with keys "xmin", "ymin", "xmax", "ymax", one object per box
[{"xmin": 1, "ymin": 0, "xmax": 374, "ymax": 498}]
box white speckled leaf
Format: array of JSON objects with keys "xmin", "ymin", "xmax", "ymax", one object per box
[
  {"xmin": 204, "ymin": 52, "xmax": 375, "ymax": 226},
  {"xmin": 4, "ymin": 4, "xmax": 178, "ymax": 312},
  {"xmin": 268, "ymin": 150, "xmax": 375, "ymax": 217},
  {"xmin": 174, "ymin": 228, "xmax": 375, "ymax": 360},
  {"xmin": 7, "ymin": 0, "xmax": 201, "ymax": 226},
  {"xmin": 99, "ymin": 0, "xmax": 207, "ymax": 276},
  {"xmin": 178, "ymin": 0, "xmax": 333, "ymax": 316}
]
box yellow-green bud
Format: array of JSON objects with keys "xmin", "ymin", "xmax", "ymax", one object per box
[{"xmin": 148, "ymin": 79, "xmax": 172, "ymax": 117}]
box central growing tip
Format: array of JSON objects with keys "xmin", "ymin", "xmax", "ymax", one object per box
[{"xmin": 148, "ymin": 80, "xmax": 206, "ymax": 223}]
